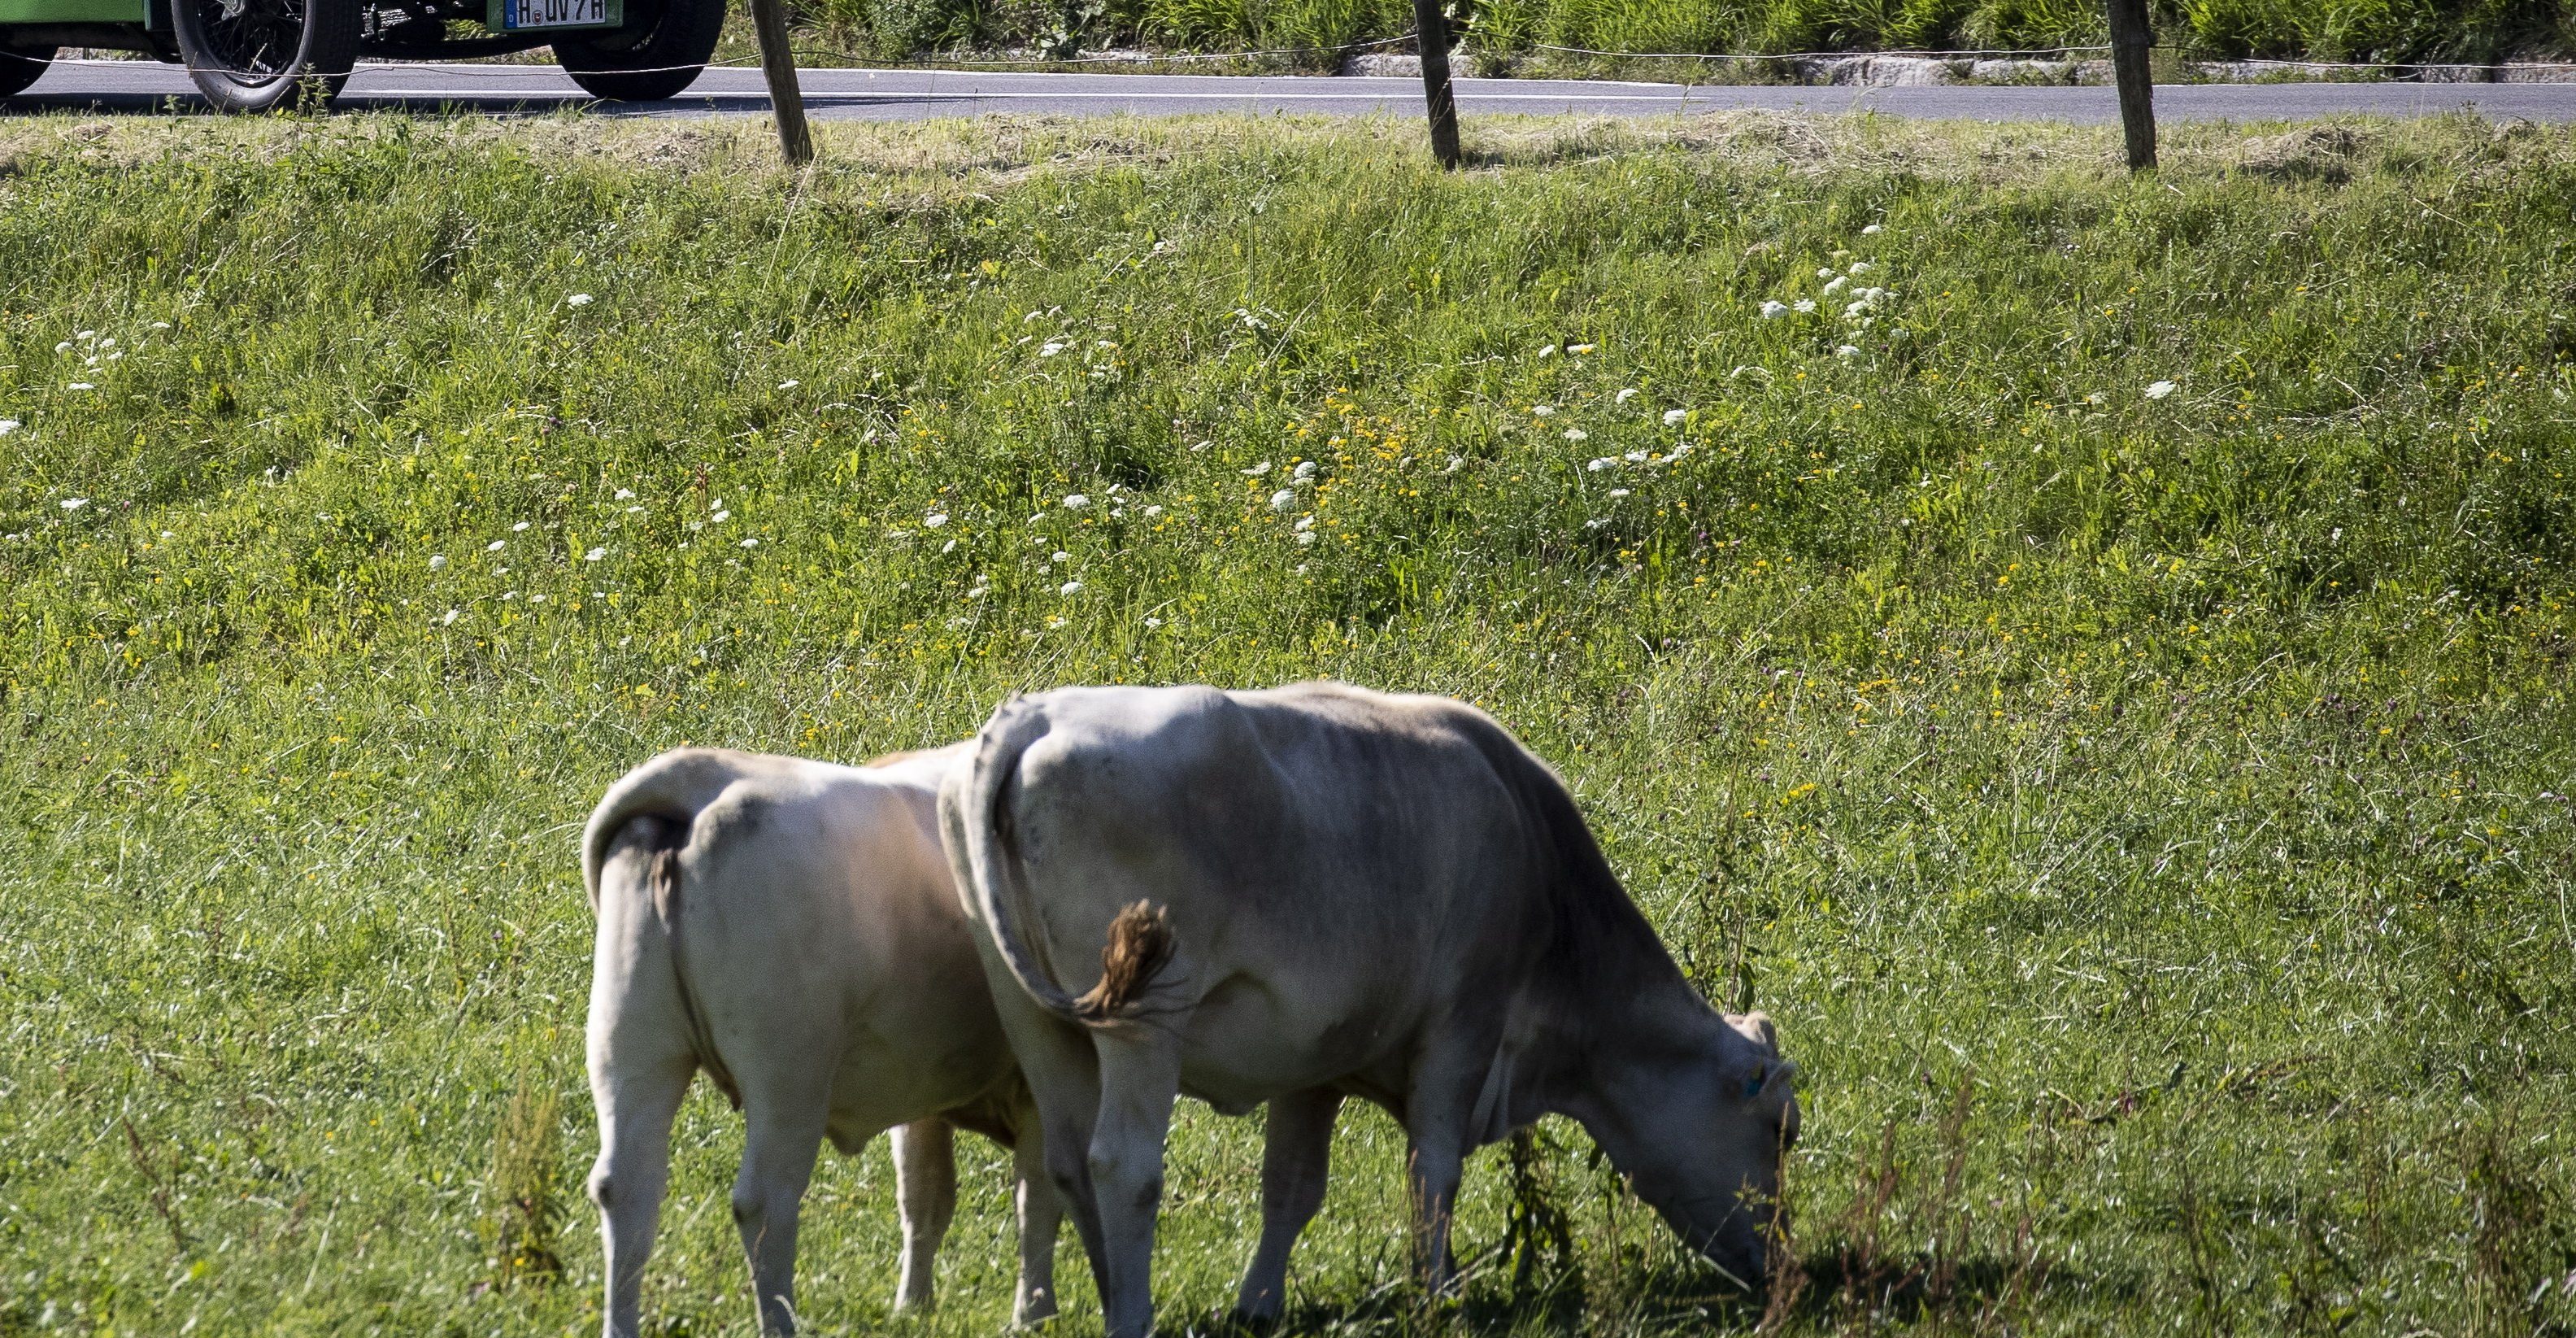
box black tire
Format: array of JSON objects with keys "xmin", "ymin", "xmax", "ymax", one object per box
[
  {"xmin": 553, "ymin": 0, "xmax": 720, "ymax": 101},
  {"xmin": 172, "ymin": 0, "xmax": 359, "ymax": 111},
  {"xmin": 0, "ymin": 41, "xmax": 56, "ymax": 97}
]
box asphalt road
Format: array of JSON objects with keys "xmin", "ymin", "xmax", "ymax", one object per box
[{"xmin": 15, "ymin": 58, "xmax": 2576, "ymax": 121}]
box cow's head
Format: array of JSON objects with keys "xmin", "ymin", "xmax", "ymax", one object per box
[{"xmin": 1578, "ymin": 1009, "xmax": 1799, "ymax": 1291}]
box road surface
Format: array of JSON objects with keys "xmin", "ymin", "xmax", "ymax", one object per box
[{"xmin": 14, "ymin": 59, "xmax": 2576, "ymax": 121}]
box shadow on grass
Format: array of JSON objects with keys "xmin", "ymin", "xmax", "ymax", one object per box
[{"xmin": 1186, "ymin": 1246, "xmax": 2132, "ymax": 1337}]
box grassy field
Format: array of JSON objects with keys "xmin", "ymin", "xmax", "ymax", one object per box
[{"xmin": 3, "ymin": 109, "xmax": 2575, "ymax": 1337}]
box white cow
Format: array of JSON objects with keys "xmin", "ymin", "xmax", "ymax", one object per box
[
  {"xmin": 581, "ymin": 744, "xmax": 1060, "ymax": 1338},
  {"xmin": 942, "ymin": 682, "xmax": 1801, "ymax": 1338}
]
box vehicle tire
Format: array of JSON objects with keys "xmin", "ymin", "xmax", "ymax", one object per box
[
  {"xmin": 0, "ymin": 41, "xmax": 56, "ymax": 97},
  {"xmin": 172, "ymin": 0, "xmax": 359, "ymax": 111},
  {"xmin": 554, "ymin": 0, "xmax": 721, "ymax": 101}
]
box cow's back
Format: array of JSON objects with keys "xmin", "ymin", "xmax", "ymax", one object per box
[{"xmin": 997, "ymin": 684, "xmax": 1563, "ymax": 1105}]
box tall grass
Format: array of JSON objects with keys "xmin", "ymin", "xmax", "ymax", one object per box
[{"xmin": 2, "ymin": 111, "xmax": 2574, "ymax": 1336}]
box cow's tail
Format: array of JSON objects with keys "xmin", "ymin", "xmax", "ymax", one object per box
[
  {"xmin": 581, "ymin": 749, "xmax": 744, "ymax": 1107},
  {"xmin": 951, "ymin": 698, "xmax": 1177, "ymax": 1025}
]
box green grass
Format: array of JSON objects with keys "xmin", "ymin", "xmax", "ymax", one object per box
[{"xmin": 3, "ymin": 109, "xmax": 2574, "ymax": 1337}]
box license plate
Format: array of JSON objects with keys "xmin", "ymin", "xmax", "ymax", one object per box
[{"xmin": 493, "ymin": 0, "xmax": 617, "ymax": 29}]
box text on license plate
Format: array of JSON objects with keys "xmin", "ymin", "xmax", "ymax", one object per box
[{"xmin": 506, "ymin": 0, "xmax": 609, "ymax": 28}]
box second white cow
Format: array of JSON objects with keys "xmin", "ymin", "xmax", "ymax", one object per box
[{"xmin": 581, "ymin": 744, "xmax": 1059, "ymax": 1338}]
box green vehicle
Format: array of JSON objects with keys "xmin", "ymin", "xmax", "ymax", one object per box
[{"xmin": 0, "ymin": 0, "xmax": 721, "ymax": 110}]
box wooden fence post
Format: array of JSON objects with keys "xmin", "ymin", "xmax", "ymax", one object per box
[
  {"xmin": 1411, "ymin": 0, "xmax": 1462, "ymax": 168},
  {"xmin": 2105, "ymin": 0, "xmax": 2156, "ymax": 171},
  {"xmin": 748, "ymin": 0, "xmax": 816, "ymax": 167}
]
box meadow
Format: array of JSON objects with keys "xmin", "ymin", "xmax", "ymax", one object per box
[{"xmin": 2, "ymin": 109, "xmax": 2574, "ymax": 1336}]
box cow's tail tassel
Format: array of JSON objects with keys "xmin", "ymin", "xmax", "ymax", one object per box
[{"xmin": 1074, "ymin": 900, "xmax": 1177, "ymax": 1022}]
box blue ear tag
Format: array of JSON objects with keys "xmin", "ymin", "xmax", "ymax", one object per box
[{"xmin": 1743, "ymin": 1065, "xmax": 1768, "ymax": 1100}]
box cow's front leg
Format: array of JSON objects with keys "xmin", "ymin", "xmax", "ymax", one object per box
[
  {"xmin": 891, "ymin": 1119, "xmax": 957, "ymax": 1314},
  {"xmin": 1087, "ymin": 1029, "xmax": 1183, "ymax": 1338},
  {"xmin": 733, "ymin": 1100, "xmax": 828, "ymax": 1336},
  {"xmin": 1405, "ymin": 1131, "xmax": 1469, "ymax": 1297},
  {"xmin": 1010, "ymin": 1108, "xmax": 1064, "ymax": 1325},
  {"xmin": 1234, "ymin": 1087, "xmax": 1344, "ymax": 1326}
]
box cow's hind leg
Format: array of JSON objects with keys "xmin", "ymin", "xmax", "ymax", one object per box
[
  {"xmin": 1009, "ymin": 1105, "xmax": 1064, "ymax": 1325},
  {"xmin": 1087, "ymin": 1028, "xmax": 1184, "ymax": 1338},
  {"xmin": 892, "ymin": 1119, "xmax": 957, "ymax": 1314},
  {"xmin": 733, "ymin": 1094, "xmax": 829, "ymax": 1336},
  {"xmin": 1234, "ymin": 1087, "xmax": 1343, "ymax": 1326},
  {"xmin": 588, "ymin": 1043, "xmax": 693, "ymax": 1338}
]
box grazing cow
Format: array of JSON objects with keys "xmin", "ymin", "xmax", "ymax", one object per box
[
  {"xmin": 581, "ymin": 744, "xmax": 1062, "ymax": 1338},
  {"xmin": 942, "ymin": 682, "xmax": 1801, "ymax": 1338}
]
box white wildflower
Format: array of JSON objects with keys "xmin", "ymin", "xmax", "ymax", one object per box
[
  {"xmin": 777, "ymin": 380, "xmax": 798, "ymax": 390},
  {"xmin": 1608, "ymin": 488, "xmax": 1631, "ymax": 499},
  {"xmin": 512, "ymin": 521, "xmax": 530, "ymax": 532},
  {"xmin": 429, "ymin": 555, "xmax": 447, "ymax": 569},
  {"xmin": 0, "ymin": 420, "xmax": 17, "ymax": 435},
  {"xmin": 566, "ymin": 294, "xmax": 594, "ymax": 307},
  {"xmin": 614, "ymin": 487, "xmax": 636, "ymax": 499},
  {"xmin": 1242, "ymin": 461, "xmax": 1271, "ymax": 477},
  {"xmin": 1144, "ymin": 617, "xmax": 1164, "ymax": 629},
  {"xmin": 585, "ymin": 547, "xmax": 607, "ymax": 561},
  {"xmin": 1836, "ymin": 345, "xmax": 1861, "ymax": 358},
  {"xmin": 76, "ymin": 330, "xmax": 94, "ymax": 341},
  {"xmin": 1849, "ymin": 261, "xmax": 1873, "ymax": 274},
  {"xmin": 1822, "ymin": 275, "xmax": 1849, "ymax": 295},
  {"xmin": 1292, "ymin": 460, "xmax": 1317, "ymax": 481},
  {"xmin": 711, "ymin": 510, "xmax": 731, "ymax": 524},
  {"xmin": 1587, "ymin": 458, "xmax": 1616, "ymax": 473},
  {"xmin": 1064, "ymin": 494, "xmax": 1090, "ymax": 510},
  {"xmin": 1538, "ymin": 344, "xmax": 1558, "ymax": 358},
  {"xmin": 1052, "ymin": 551, "xmax": 1072, "ymax": 563},
  {"xmin": 1569, "ymin": 343, "xmax": 1595, "ymax": 355},
  {"xmin": 1296, "ymin": 531, "xmax": 1317, "ymax": 546},
  {"xmin": 1625, "ymin": 451, "xmax": 1648, "ymax": 462},
  {"xmin": 54, "ymin": 342, "xmax": 71, "ymax": 355},
  {"xmin": 152, "ymin": 321, "xmax": 172, "ymax": 329},
  {"xmin": 60, "ymin": 498, "xmax": 88, "ymax": 510},
  {"xmin": 1795, "ymin": 299, "xmax": 1817, "ymax": 314},
  {"xmin": 1564, "ymin": 428, "xmax": 1587, "ymax": 442},
  {"xmin": 1442, "ymin": 455, "xmax": 1464, "ymax": 474},
  {"xmin": 441, "ymin": 608, "xmax": 459, "ymax": 625},
  {"xmin": 1664, "ymin": 409, "xmax": 1687, "ymax": 426},
  {"xmin": 1040, "ymin": 342, "xmax": 1067, "ymax": 357},
  {"xmin": 2145, "ymin": 380, "xmax": 2178, "ymax": 399},
  {"xmin": 67, "ymin": 383, "xmax": 94, "ymax": 391},
  {"xmin": 1268, "ymin": 489, "xmax": 1297, "ymax": 512},
  {"xmin": 1060, "ymin": 580, "xmax": 1083, "ymax": 595},
  {"xmin": 925, "ymin": 512, "xmax": 950, "ymax": 528},
  {"xmin": 486, "ymin": 539, "xmax": 507, "ymax": 551},
  {"xmin": 1616, "ymin": 387, "xmax": 1638, "ymax": 403},
  {"xmin": 1532, "ymin": 404, "xmax": 1555, "ymax": 416},
  {"xmin": 739, "ymin": 538, "xmax": 759, "ymax": 548},
  {"xmin": 1294, "ymin": 516, "xmax": 1316, "ymax": 532},
  {"xmin": 1760, "ymin": 301, "xmax": 1788, "ymax": 319},
  {"xmin": 1817, "ymin": 268, "xmax": 1834, "ymax": 279},
  {"xmin": 1142, "ymin": 504, "xmax": 1165, "ymax": 519},
  {"xmin": 1862, "ymin": 224, "xmax": 1883, "ymax": 234}
]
